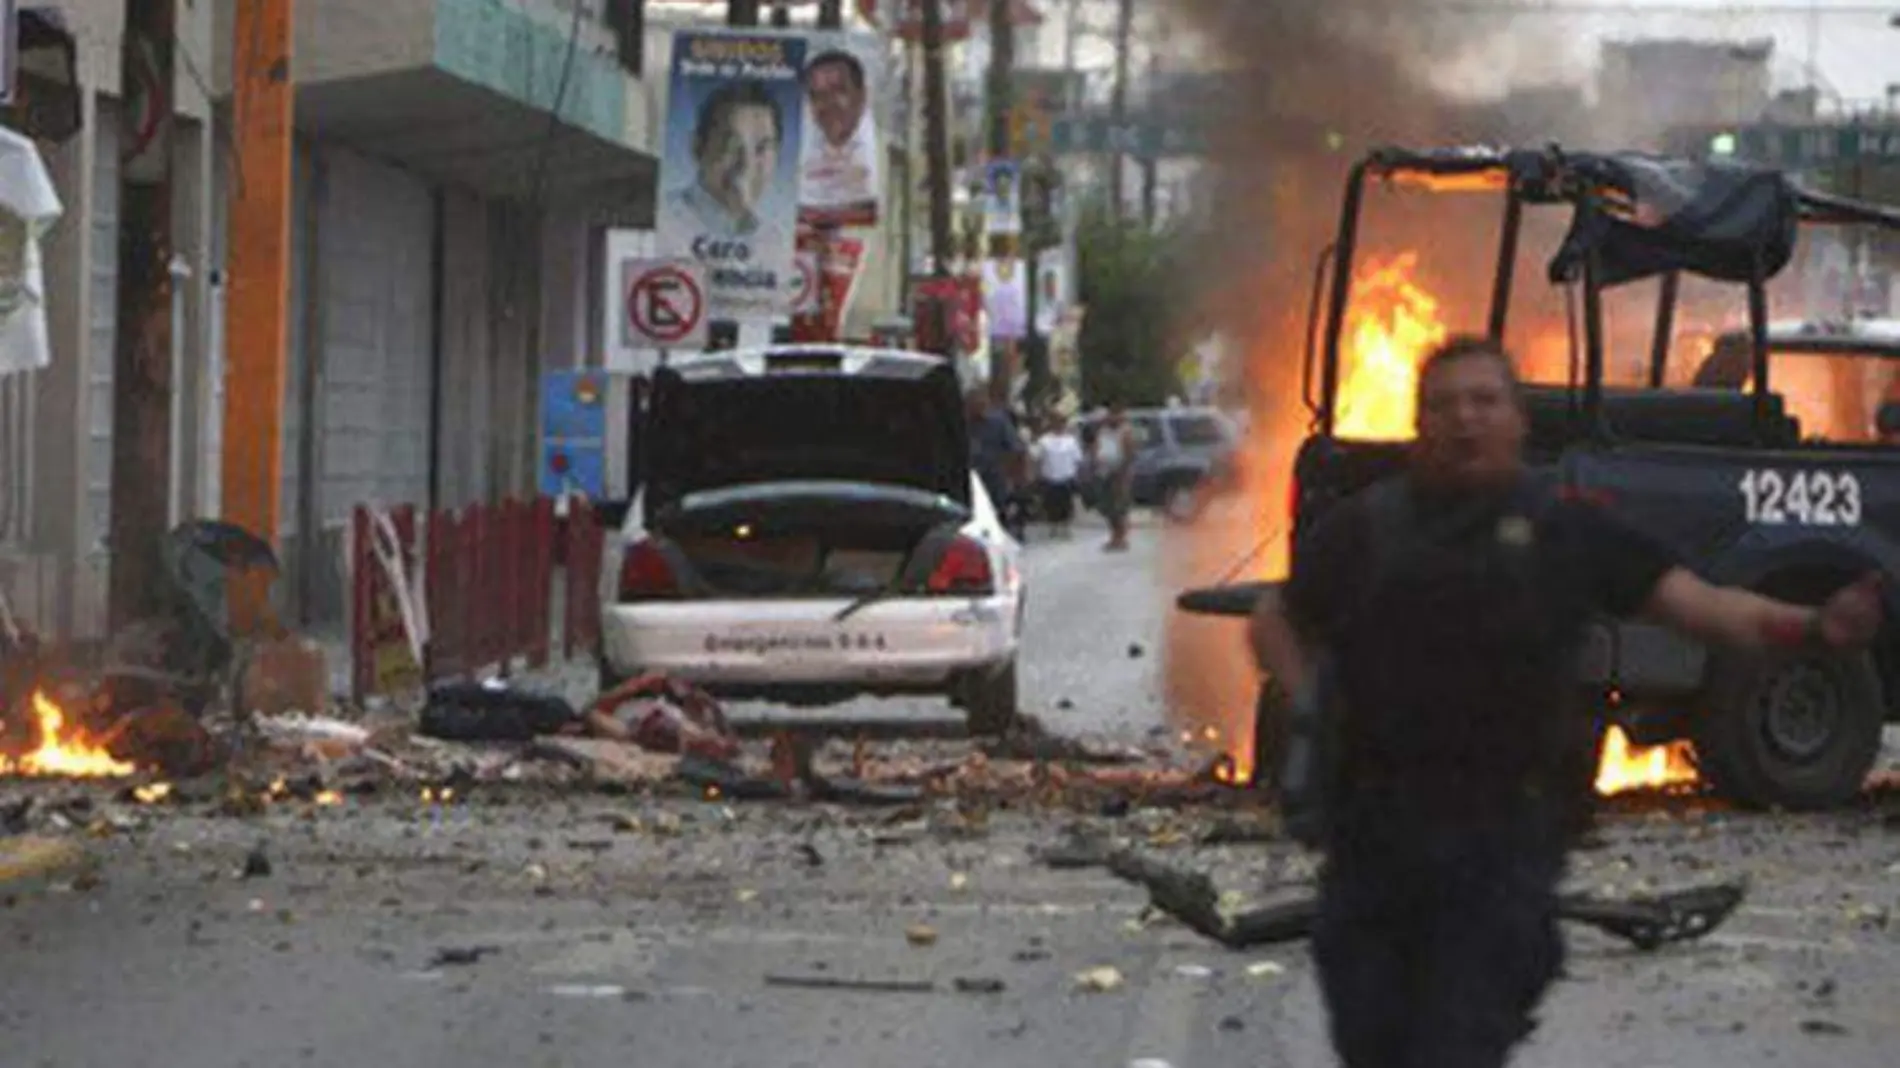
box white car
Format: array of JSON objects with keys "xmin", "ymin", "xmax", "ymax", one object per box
[{"xmin": 597, "ymin": 345, "xmax": 1027, "ymax": 734}]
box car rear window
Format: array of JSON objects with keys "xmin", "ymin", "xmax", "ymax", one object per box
[{"xmin": 1169, "ymin": 414, "xmax": 1229, "ymax": 447}]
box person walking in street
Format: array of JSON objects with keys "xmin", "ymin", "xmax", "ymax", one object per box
[
  {"xmin": 1091, "ymin": 405, "xmax": 1137, "ymax": 551},
  {"xmin": 966, "ymin": 390, "xmax": 1027, "ymax": 538},
  {"xmin": 1031, "ymin": 414, "xmax": 1083, "ymax": 539},
  {"xmin": 1247, "ymin": 335, "xmax": 1884, "ymax": 1068}
]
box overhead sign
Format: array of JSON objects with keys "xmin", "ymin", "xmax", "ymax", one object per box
[
  {"xmin": 622, "ymin": 258, "xmax": 709, "ymax": 353},
  {"xmin": 1733, "ymin": 124, "xmax": 1900, "ymax": 167},
  {"xmin": 1051, "ymin": 114, "xmax": 1210, "ymax": 159}
]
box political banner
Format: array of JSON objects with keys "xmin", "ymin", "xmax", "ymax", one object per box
[
  {"xmin": 1033, "ymin": 252, "xmax": 1069, "ymax": 337},
  {"xmin": 790, "ymin": 227, "xmax": 866, "ymax": 342},
  {"xmin": 983, "ymin": 160, "xmax": 1022, "ymax": 236},
  {"xmin": 659, "ymin": 31, "xmax": 808, "ymax": 324},
  {"xmin": 798, "ymin": 32, "xmax": 885, "ymax": 229},
  {"xmin": 982, "ymin": 258, "xmax": 1027, "ymax": 341}
]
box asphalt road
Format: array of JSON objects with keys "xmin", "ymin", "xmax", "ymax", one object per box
[{"xmin": 5, "ymin": 512, "xmax": 1900, "ymax": 1067}]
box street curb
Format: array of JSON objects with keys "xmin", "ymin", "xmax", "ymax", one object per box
[{"xmin": 0, "ymin": 835, "xmax": 88, "ymax": 886}]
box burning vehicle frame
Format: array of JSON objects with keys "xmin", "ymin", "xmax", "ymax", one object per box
[{"xmin": 1185, "ymin": 144, "xmax": 1900, "ymax": 812}]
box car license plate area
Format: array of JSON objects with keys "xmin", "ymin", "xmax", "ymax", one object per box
[{"xmin": 703, "ymin": 624, "xmax": 890, "ymax": 659}]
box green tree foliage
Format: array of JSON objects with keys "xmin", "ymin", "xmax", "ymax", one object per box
[{"xmin": 1075, "ymin": 202, "xmax": 1200, "ymax": 407}]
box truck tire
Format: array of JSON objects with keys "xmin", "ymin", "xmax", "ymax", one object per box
[
  {"xmin": 965, "ymin": 660, "xmax": 1022, "ymax": 737},
  {"xmin": 1693, "ymin": 650, "xmax": 1884, "ymax": 811}
]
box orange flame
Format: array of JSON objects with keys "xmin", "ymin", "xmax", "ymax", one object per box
[
  {"xmin": 1593, "ymin": 725, "xmax": 1699, "ymax": 796},
  {"xmin": 1335, "ymin": 252, "xmax": 1450, "ymax": 441},
  {"xmin": 0, "ymin": 691, "xmax": 137, "ymax": 778}
]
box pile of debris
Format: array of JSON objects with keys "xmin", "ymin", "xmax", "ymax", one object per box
[{"xmin": 2, "ymin": 650, "xmax": 1231, "ymax": 825}]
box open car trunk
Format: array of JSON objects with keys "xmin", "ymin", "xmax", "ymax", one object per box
[
  {"xmin": 641, "ymin": 352, "xmax": 973, "ymax": 598},
  {"xmin": 652, "ymin": 482, "xmax": 970, "ymax": 597}
]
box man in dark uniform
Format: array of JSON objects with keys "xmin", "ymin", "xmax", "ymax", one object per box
[{"xmin": 1248, "ymin": 335, "xmax": 1884, "ymax": 1068}]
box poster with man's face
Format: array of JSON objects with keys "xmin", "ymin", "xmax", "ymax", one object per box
[
  {"xmin": 984, "ymin": 160, "xmax": 1022, "ymax": 236},
  {"xmin": 799, "ymin": 33, "xmax": 884, "ymax": 229},
  {"xmin": 659, "ymin": 31, "xmax": 808, "ymax": 324},
  {"xmin": 1034, "ymin": 257, "xmax": 1068, "ymax": 337}
]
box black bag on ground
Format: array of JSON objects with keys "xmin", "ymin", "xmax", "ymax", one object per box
[{"xmin": 419, "ymin": 682, "xmax": 579, "ymax": 742}]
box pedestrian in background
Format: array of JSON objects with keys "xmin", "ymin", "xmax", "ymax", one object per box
[
  {"xmin": 966, "ymin": 390, "xmax": 1026, "ymax": 538},
  {"xmin": 1248, "ymin": 335, "xmax": 1883, "ymax": 1068},
  {"xmin": 1091, "ymin": 405, "xmax": 1137, "ymax": 551},
  {"xmin": 1031, "ymin": 414, "xmax": 1082, "ymax": 540}
]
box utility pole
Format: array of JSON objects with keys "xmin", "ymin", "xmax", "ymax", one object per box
[
  {"xmin": 986, "ymin": 0, "xmax": 1018, "ymax": 404},
  {"xmin": 918, "ymin": 0, "xmax": 957, "ymax": 360},
  {"xmin": 107, "ymin": 0, "xmax": 177, "ymax": 629},
  {"xmin": 1140, "ymin": 45, "xmax": 1160, "ymax": 226},
  {"xmin": 1109, "ymin": 0, "xmax": 1133, "ymax": 216},
  {"xmin": 986, "ymin": 0, "xmax": 1015, "ymax": 157},
  {"xmin": 921, "ymin": 0, "xmax": 955, "ymax": 273},
  {"xmin": 222, "ymin": 0, "xmax": 295, "ymax": 623}
]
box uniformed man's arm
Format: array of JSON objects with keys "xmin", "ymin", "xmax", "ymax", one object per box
[
  {"xmin": 1247, "ymin": 503, "xmax": 1362, "ymax": 693},
  {"xmin": 1573, "ymin": 500, "xmax": 1884, "ymax": 651},
  {"xmin": 1643, "ymin": 568, "xmax": 1883, "ymax": 652}
]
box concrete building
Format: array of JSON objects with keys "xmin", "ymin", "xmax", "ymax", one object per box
[
  {"xmin": 223, "ymin": 0, "xmax": 658, "ymax": 628},
  {"xmin": 1595, "ymin": 37, "xmax": 1775, "ymax": 148},
  {"xmin": 1, "ymin": 0, "xmax": 222, "ymax": 641},
  {"xmin": 1, "ymin": 0, "xmax": 661, "ymax": 641}
]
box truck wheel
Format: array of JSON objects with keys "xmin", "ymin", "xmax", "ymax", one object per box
[
  {"xmin": 965, "ymin": 660, "xmax": 1022, "ymax": 737},
  {"xmin": 1693, "ymin": 650, "xmax": 1884, "ymax": 811}
]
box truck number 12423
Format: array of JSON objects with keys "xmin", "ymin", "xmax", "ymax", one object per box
[{"xmin": 1739, "ymin": 469, "xmax": 1863, "ymax": 527}]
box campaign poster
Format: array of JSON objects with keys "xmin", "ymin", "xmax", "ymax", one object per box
[
  {"xmin": 982, "ymin": 258, "xmax": 1028, "ymax": 341},
  {"xmin": 1033, "ymin": 253, "xmax": 1069, "ymax": 337},
  {"xmin": 984, "ymin": 160, "xmax": 1022, "ymax": 236},
  {"xmin": 798, "ymin": 32, "xmax": 884, "ymax": 229},
  {"xmin": 790, "ymin": 227, "xmax": 866, "ymax": 342},
  {"xmin": 659, "ymin": 31, "xmax": 808, "ymax": 323}
]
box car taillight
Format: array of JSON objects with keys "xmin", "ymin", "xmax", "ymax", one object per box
[
  {"xmin": 927, "ymin": 536, "xmax": 994, "ymax": 595},
  {"xmin": 618, "ymin": 539, "xmax": 678, "ymax": 600}
]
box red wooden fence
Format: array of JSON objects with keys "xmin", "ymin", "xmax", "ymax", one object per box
[
  {"xmin": 352, "ymin": 496, "xmax": 568, "ymax": 702},
  {"xmin": 563, "ymin": 507, "xmax": 606, "ymax": 662}
]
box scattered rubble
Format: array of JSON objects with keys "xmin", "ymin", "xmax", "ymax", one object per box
[
  {"xmin": 764, "ymin": 973, "xmax": 936, "ymax": 994},
  {"xmin": 1057, "ymin": 834, "xmax": 1752, "ymax": 953}
]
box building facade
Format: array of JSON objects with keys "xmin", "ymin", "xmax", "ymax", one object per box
[{"xmin": 1, "ymin": 0, "xmax": 661, "ymax": 641}]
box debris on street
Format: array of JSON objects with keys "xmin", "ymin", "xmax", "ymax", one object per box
[
  {"xmin": 1078, "ymin": 841, "xmax": 1750, "ymax": 953},
  {"xmin": 429, "ymin": 945, "xmax": 501, "ymax": 968},
  {"xmin": 764, "ymin": 974, "xmax": 937, "ymax": 994}
]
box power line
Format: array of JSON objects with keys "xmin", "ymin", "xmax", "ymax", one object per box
[{"xmin": 1419, "ymin": 2, "xmax": 1896, "ymax": 14}]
